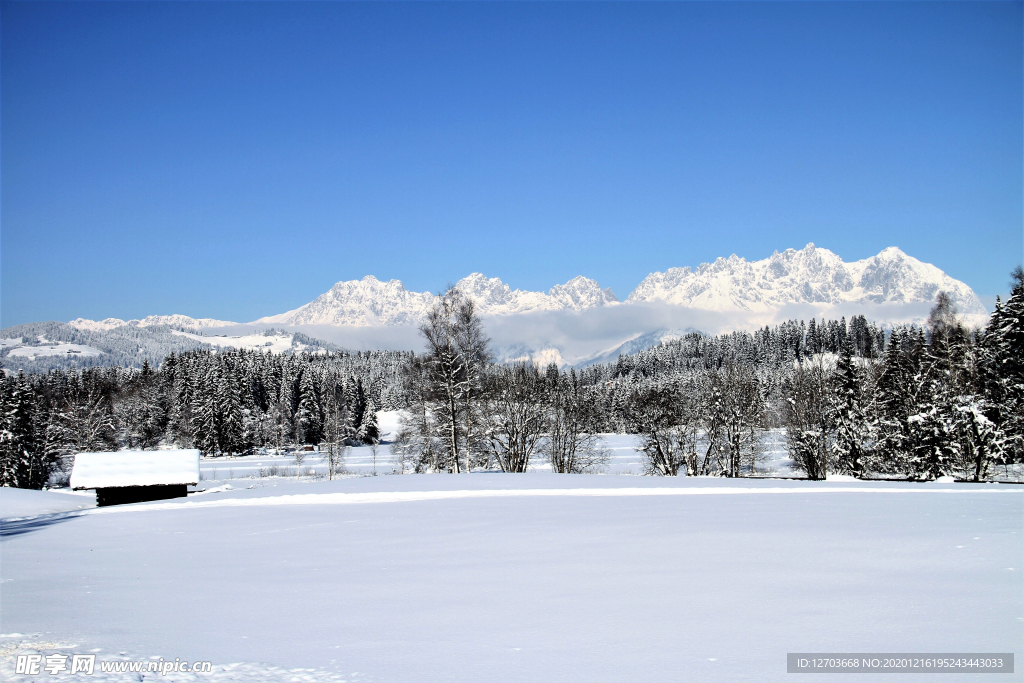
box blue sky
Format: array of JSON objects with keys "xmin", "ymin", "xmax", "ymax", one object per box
[{"xmin": 2, "ymin": 1, "xmax": 1021, "ymax": 327}]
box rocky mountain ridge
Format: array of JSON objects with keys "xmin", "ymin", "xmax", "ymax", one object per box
[
  {"xmin": 627, "ymin": 244, "xmax": 985, "ymax": 317},
  {"xmin": 69, "ymin": 245, "xmax": 983, "ymax": 331}
]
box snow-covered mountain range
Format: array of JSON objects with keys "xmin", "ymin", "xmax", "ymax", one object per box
[
  {"xmin": 253, "ymin": 273, "xmax": 619, "ymax": 327},
  {"xmin": 71, "ymin": 244, "xmax": 982, "ymax": 331},
  {"xmin": 46, "ymin": 244, "xmax": 988, "ymax": 367},
  {"xmin": 68, "ymin": 314, "xmax": 237, "ymax": 333}
]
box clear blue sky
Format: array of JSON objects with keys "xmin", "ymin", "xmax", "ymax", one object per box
[{"xmin": 2, "ymin": 1, "xmax": 1021, "ymax": 327}]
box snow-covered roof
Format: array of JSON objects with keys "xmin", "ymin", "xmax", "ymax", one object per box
[{"xmin": 70, "ymin": 450, "xmax": 200, "ymax": 490}]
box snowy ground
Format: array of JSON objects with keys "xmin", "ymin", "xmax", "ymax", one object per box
[
  {"xmin": 168, "ymin": 331, "xmax": 314, "ymax": 355},
  {"xmin": 208, "ymin": 431, "xmax": 789, "ymax": 480},
  {"xmin": 170, "ymin": 329, "xmax": 291, "ymax": 353},
  {"xmin": 4, "ymin": 342, "xmax": 104, "ymax": 361},
  {"xmin": 2, "ymin": 470, "xmax": 1021, "ymax": 682}
]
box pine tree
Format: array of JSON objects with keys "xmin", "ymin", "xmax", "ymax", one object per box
[
  {"xmin": 0, "ymin": 373, "xmax": 21, "ymax": 487},
  {"xmin": 295, "ymin": 367, "xmax": 323, "ymax": 445},
  {"xmin": 806, "ymin": 319, "xmax": 820, "ymax": 355},
  {"xmin": 906, "ymin": 295, "xmax": 963, "ymax": 479},
  {"xmin": 356, "ymin": 407, "xmax": 380, "ymax": 445},
  {"xmin": 832, "ymin": 335, "xmax": 868, "ymax": 475},
  {"xmin": 218, "ymin": 358, "xmax": 245, "ymax": 455},
  {"xmin": 867, "ymin": 329, "xmax": 913, "ymax": 474},
  {"xmin": 0, "ymin": 371, "xmax": 41, "ymax": 487},
  {"xmin": 345, "ymin": 376, "xmax": 366, "ymax": 441},
  {"xmin": 985, "ymin": 268, "xmax": 1024, "ymax": 463},
  {"xmin": 193, "ymin": 361, "xmax": 221, "ymax": 456}
]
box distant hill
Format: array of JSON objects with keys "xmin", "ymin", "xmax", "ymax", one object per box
[{"xmin": 0, "ymin": 322, "xmax": 339, "ymax": 373}]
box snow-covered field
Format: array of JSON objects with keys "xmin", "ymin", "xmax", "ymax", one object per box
[
  {"xmin": 195, "ymin": 410, "xmax": 792, "ymax": 480},
  {"xmin": 169, "ymin": 330, "xmax": 318, "ymax": 355},
  {"xmin": 214, "ymin": 431, "xmax": 788, "ymax": 480},
  {"xmin": 5, "ymin": 342, "xmax": 104, "ymax": 361},
  {"xmin": 2, "ymin": 467, "xmax": 1021, "ymax": 682}
]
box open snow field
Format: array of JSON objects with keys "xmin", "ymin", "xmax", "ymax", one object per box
[
  {"xmin": 4, "ymin": 342, "xmax": 104, "ymax": 361},
  {"xmin": 2, "ymin": 473, "xmax": 1021, "ymax": 682},
  {"xmin": 198, "ymin": 431, "xmax": 788, "ymax": 480},
  {"xmin": 168, "ymin": 330, "xmax": 320, "ymax": 355}
]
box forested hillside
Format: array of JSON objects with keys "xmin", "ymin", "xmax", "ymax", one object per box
[{"xmin": 0, "ymin": 322, "xmax": 217, "ymax": 372}]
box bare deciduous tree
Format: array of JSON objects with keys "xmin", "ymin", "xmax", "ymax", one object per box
[
  {"xmin": 483, "ymin": 364, "xmax": 547, "ymax": 473},
  {"xmin": 417, "ymin": 287, "xmax": 492, "ymax": 473},
  {"xmin": 715, "ymin": 361, "xmax": 765, "ymax": 477},
  {"xmin": 544, "ymin": 366, "xmax": 609, "ymax": 474},
  {"xmin": 320, "ymin": 388, "xmax": 348, "ymax": 480},
  {"xmin": 784, "ymin": 355, "xmax": 834, "ymax": 480},
  {"xmin": 394, "ymin": 356, "xmax": 445, "ymax": 473},
  {"xmin": 627, "ymin": 385, "xmax": 690, "ymax": 476}
]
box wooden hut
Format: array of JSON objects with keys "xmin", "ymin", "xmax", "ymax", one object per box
[{"xmin": 70, "ymin": 450, "xmax": 200, "ymax": 507}]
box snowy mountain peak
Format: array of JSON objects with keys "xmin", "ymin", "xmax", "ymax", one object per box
[
  {"xmin": 256, "ymin": 275, "xmax": 435, "ymax": 327},
  {"xmin": 69, "ymin": 318, "xmax": 131, "ymax": 332},
  {"xmin": 454, "ymin": 273, "xmax": 518, "ymax": 310},
  {"xmin": 627, "ymin": 244, "xmax": 986, "ymax": 319},
  {"xmin": 548, "ymin": 276, "xmax": 619, "ymax": 309},
  {"xmin": 456, "ymin": 273, "xmax": 618, "ymax": 315}
]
